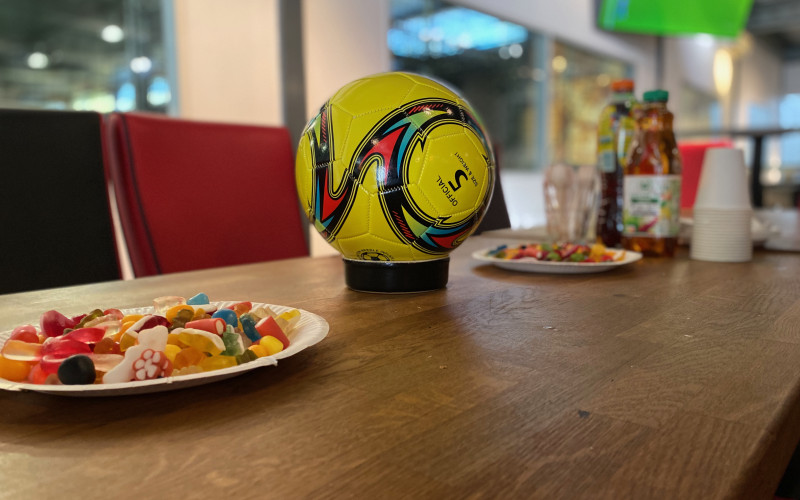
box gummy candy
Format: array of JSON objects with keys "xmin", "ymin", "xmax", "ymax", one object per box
[
  {"xmin": 199, "ymin": 355, "xmax": 236, "ymax": 371},
  {"xmin": 186, "ymin": 293, "xmax": 209, "ymax": 305},
  {"xmin": 40, "ymin": 310, "xmax": 77, "ymax": 337},
  {"xmin": 185, "ymin": 318, "xmax": 225, "ymax": 335},
  {"xmin": 0, "ymin": 295, "xmax": 304, "ymax": 387},
  {"xmin": 131, "ymin": 349, "xmax": 172, "ymax": 381},
  {"xmin": 221, "ymin": 330, "xmax": 244, "ymax": 356},
  {"xmin": 212, "ymin": 309, "xmax": 239, "ymax": 328},
  {"xmin": 1, "ymin": 340, "xmax": 43, "ymax": 362},
  {"xmin": 62, "ymin": 327, "xmax": 105, "ymax": 344},
  {"xmin": 74, "ymin": 309, "xmax": 104, "ymax": 329},
  {"xmin": 259, "ymin": 335, "xmax": 284, "ymax": 356},
  {"xmin": 9, "ymin": 325, "xmax": 39, "ymax": 344},
  {"xmin": 58, "ymin": 355, "xmax": 96, "ymax": 385},
  {"xmin": 94, "ymin": 337, "xmax": 121, "ymax": 355},
  {"xmin": 173, "ymin": 346, "xmax": 206, "ymax": 370},
  {"xmin": 239, "ymin": 314, "xmax": 261, "ymax": 343},
  {"xmin": 255, "ymin": 317, "xmax": 290, "ymax": 348},
  {"xmin": 153, "ymin": 296, "xmax": 185, "ymax": 314},
  {"xmin": 165, "ymin": 304, "xmax": 194, "ymax": 323},
  {"xmin": 176, "ymin": 328, "xmax": 225, "ymax": 355},
  {"xmin": 0, "ymin": 355, "xmax": 32, "ymax": 382}
]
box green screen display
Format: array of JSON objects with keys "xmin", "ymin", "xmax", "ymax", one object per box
[{"xmin": 598, "ymin": 0, "xmax": 754, "ymax": 37}]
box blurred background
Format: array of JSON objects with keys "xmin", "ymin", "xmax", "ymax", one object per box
[{"xmin": 0, "ymin": 0, "xmax": 797, "ymax": 236}]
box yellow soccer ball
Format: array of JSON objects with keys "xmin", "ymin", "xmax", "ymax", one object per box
[{"xmin": 295, "ymin": 72, "xmax": 495, "ymax": 262}]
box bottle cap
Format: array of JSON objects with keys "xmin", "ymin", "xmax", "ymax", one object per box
[
  {"xmin": 611, "ymin": 79, "xmax": 634, "ymax": 92},
  {"xmin": 643, "ymin": 89, "xmax": 669, "ymax": 102}
]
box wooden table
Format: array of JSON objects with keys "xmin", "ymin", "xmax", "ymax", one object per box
[{"xmin": 2, "ymin": 236, "xmax": 800, "ymax": 499}]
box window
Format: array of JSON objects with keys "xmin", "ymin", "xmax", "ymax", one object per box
[
  {"xmin": 0, "ymin": 0, "xmax": 173, "ymax": 113},
  {"xmin": 389, "ymin": 0, "xmax": 632, "ymax": 172}
]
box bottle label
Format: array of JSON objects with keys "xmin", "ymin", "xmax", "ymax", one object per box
[{"xmin": 622, "ymin": 175, "xmax": 681, "ymax": 237}]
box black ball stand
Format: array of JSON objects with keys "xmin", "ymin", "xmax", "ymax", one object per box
[{"xmin": 343, "ymin": 257, "xmax": 450, "ymax": 293}]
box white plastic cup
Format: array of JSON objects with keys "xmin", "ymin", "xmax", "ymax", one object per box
[{"xmin": 693, "ymin": 148, "xmax": 751, "ymax": 210}]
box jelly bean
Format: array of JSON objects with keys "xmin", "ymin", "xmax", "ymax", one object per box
[
  {"xmin": 255, "ymin": 317, "xmax": 290, "ymax": 348},
  {"xmin": 211, "ymin": 309, "xmax": 239, "ymax": 328},
  {"xmin": 239, "ymin": 314, "xmax": 261, "ymax": 343},
  {"xmin": 41, "ymin": 338, "xmax": 93, "ymax": 358},
  {"xmin": 165, "ymin": 304, "xmax": 194, "ymax": 323},
  {"xmin": 185, "ymin": 318, "xmax": 225, "ymax": 335},
  {"xmin": 221, "ymin": 330, "xmax": 244, "ymax": 356},
  {"xmin": 58, "ymin": 355, "xmax": 96, "ymax": 385},
  {"xmin": 176, "ymin": 328, "xmax": 224, "ymax": 355},
  {"xmin": 9, "ymin": 325, "xmax": 39, "ymax": 344},
  {"xmin": 40, "ymin": 310, "xmax": 77, "ymax": 337},
  {"xmin": 1, "ymin": 340, "xmax": 43, "ymax": 362},
  {"xmin": 62, "ymin": 327, "xmax": 105, "ymax": 344},
  {"xmin": 259, "ymin": 335, "xmax": 284, "ymax": 356},
  {"xmin": 94, "ymin": 337, "xmax": 121, "ymax": 355},
  {"xmin": 163, "ymin": 344, "xmax": 181, "ymax": 363},
  {"xmin": 89, "ymin": 354, "xmax": 124, "ymax": 372},
  {"xmin": 186, "ymin": 293, "xmax": 209, "ymax": 305},
  {"xmin": 0, "ymin": 355, "xmax": 33, "ymax": 382},
  {"xmin": 153, "ymin": 295, "xmax": 185, "ymax": 314},
  {"xmin": 198, "ymin": 355, "xmax": 237, "ymax": 372},
  {"xmin": 173, "ymin": 346, "xmax": 206, "ymax": 370}
]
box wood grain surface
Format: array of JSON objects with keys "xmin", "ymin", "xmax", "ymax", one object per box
[{"xmin": 1, "ymin": 235, "xmax": 799, "ymax": 499}]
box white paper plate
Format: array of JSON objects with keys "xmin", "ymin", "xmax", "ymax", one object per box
[
  {"xmin": 472, "ymin": 247, "xmax": 642, "ymax": 274},
  {"xmin": 0, "ymin": 301, "xmax": 329, "ymax": 397}
]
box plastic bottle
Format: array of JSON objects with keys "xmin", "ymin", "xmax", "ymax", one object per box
[
  {"xmin": 596, "ymin": 79, "xmax": 637, "ymax": 247},
  {"xmin": 622, "ymin": 89, "xmax": 682, "ymax": 257}
]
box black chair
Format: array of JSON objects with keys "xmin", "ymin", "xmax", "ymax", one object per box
[
  {"xmin": 475, "ymin": 145, "xmax": 511, "ymax": 234},
  {"xmin": 0, "ymin": 109, "xmax": 120, "ymax": 294}
]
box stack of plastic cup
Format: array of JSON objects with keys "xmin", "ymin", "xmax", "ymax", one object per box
[{"xmin": 690, "ymin": 147, "xmax": 752, "ymax": 262}]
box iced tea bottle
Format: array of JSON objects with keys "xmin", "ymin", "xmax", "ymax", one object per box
[
  {"xmin": 621, "ymin": 90, "xmax": 682, "ymax": 257},
  {"xmin": 596, "ymin": 79, "xmax": 637, "ymax": 247}
]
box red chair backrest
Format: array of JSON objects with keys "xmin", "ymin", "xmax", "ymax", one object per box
[
  {"xmin": 106, "ymin": 112, "xmax": 308, "ymax": 276},
  {"xmin": 678, "ymin": 140, "xmax": 734, "ymax": 209}
]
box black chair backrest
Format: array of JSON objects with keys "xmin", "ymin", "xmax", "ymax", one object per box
[{"xmin": 0, "ymin": 109, "xmax": 120, "ymax": 294}]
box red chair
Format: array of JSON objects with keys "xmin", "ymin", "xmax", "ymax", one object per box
[
  {"xmin": 105, "ymin": 113, "xmax": 308, "ymax": 277},
  {"xmin": 678, "ymin": 140, "xmax": 734, "ymax": 210}
]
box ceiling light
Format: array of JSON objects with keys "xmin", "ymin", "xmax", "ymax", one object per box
[
  {"xmin": 27, "ymin": 52, "xmax": 49, "ymax": 69},
  {"xmin": 101, "ymin": 25, "xmax": 124, "ymax": 43},
  {"xmin": 130, "ymin": 56, "xmax": 152, "ymax": 74},
  {"xmin": 552, "ymin": 55, "xmax": 567, "ymax": 73}
]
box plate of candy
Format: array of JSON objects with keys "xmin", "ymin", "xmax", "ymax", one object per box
[
  {"xmin": 473, "ymin": 242, "xmax": 642, "ymax": 274},
  {"xmin": 0, "ymin": 294, "xmax": 329, "ymax": 396}
]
